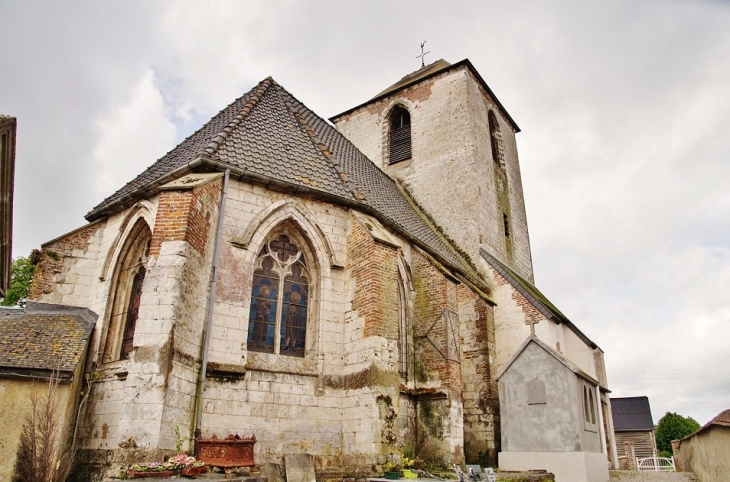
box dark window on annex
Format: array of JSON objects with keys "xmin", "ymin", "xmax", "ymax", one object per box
[{"xmin": 389, "ymin": 106, "xmax": 411, "ymax": 164}]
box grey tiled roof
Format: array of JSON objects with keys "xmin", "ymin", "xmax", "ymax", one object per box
[
  {"xmin": 0, "ymin": 302, "xmax": 96, "ymax": 379},
  {"xmin": 86, "ymin": 78, "xmax": 479, "ymax": 281},
  {"xmin": 611, "ymin": 396, "xmax": 655, "ymax": 431}
]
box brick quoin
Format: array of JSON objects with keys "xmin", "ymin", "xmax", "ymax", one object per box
[
  {"xmin": 347, "ymin": 219, "xmax": 399, "ymax": 339},
  {"xmin": 150, "ymin": 179, "xmax": 222, "ymax": 257}
]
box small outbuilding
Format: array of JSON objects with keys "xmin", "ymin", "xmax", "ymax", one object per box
[
  {"xmin": 610, "ymin": 396, "xmax": 656, "ymax": 463},
  {"xmin": 0, "ymin": 301, "xmax": 96, "ymax": 481},
  {"xmin": 497, "ymin": 336, "xmax": 609, "ymax": 482}
]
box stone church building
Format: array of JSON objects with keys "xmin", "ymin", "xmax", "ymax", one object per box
[{"xmin": 28, "ymin": 59, "xmax": 616, "ymax": 478}]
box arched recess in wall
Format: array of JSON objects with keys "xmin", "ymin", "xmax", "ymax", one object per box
[
  {"xmin": 488, "ymin": 110, "xmax": 513, "ymax": 258},
  {"xmin": 397, "ymin": 256, "xmax": 415, "ymax": 380},
  {"xmin": 231, "ymin": 200, "xmax": 343, "ymax": 269},
  {"xmin": 245, "ymin": 221, "xmax": 319, "ymax": 358},
  {"xmin": 100, "ymin": 218, "xmax": 152, "ymax": 363},
  {"xmin": 388, "ymin": 105, "xmax": 412, "ymax": 165},
  {"xmin": 99, "ymin": 201, "xmax": 156, "ymax": 282}
]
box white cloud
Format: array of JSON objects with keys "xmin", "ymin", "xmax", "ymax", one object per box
[{"xmin": 92, "ymin": 69, "xmax": 177, "ymax": 199}]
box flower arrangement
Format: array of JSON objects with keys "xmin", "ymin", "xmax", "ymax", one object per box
[
  {"xmin": 128, "ymin": 454, "xmax": 205, "ymax": 475},
  {"xmin": 382, "ymin": 460, "xmax": 399, "ymax": 473}
]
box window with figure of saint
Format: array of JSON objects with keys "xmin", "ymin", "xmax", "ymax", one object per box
[{"xmin": 247, "ymin": 233, "xmax": 310, "ymax": 357}]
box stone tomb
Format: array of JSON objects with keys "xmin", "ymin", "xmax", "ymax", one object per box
[{"xmin": 496, "ymin": 336, "xmax": 609, "ymax": 482}]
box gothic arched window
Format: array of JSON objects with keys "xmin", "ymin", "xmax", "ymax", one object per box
[
  {"xmin": 102, "ymin": 219, "xmax": 151, "ymax": 363},
  {"xmin": 247, "ymin": 232, "xmax": 311, "ymax": 357},
  {"xmin": 389, "ymin": 106, "xmax": 411, "ymax": 164}
]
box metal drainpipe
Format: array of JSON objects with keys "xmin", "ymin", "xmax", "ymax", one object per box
[{"xmin": 193, "ymin": 169, "xmax": 230, "ymax": 446}]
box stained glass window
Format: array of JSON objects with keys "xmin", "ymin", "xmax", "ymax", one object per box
[{"xmin": 247, "ymin": 234, "xmax": 310, "ymax": 357}]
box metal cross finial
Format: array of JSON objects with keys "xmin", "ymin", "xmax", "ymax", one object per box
[{"xmin": 416, "ymin": 41, "xmax": 430, "ymax": 68}]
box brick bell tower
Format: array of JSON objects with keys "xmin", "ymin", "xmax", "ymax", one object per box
[{"xmin": 331, "ymin": 59, "xmax": 534, "ymax": 283}]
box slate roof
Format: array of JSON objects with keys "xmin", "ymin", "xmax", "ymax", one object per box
[
  {"xmin": 86, "ymin": 78, "xmax": 483, "ymax": 285},
  {"xmin": 480, "ymin": 248, "xmax": 599, "ymax": 350},
  {"xmin": 0, "ymin": 301, "xmax": 96, "ymax": 381},
  {"xmin": 610, "ymin": 396, "xmax": 655, "ymax": 431}
]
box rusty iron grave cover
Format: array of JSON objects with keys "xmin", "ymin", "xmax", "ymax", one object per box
[{"xmin": 195, "ymin": 434, "xmax": 256, "ymax": 468}]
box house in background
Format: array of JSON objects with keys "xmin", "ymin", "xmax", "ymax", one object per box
[
  {"xmin": 611, "ymin": 396, "xmax": 657, "ymax": 466},
  {"xmin": 0, "ymin": 115, "xmax": 16, "ymax": 297},
  {"xmin": 0, "ymin": 301, "xmax": 96, "ymax": 481}
]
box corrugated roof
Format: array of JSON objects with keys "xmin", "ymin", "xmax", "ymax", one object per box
[
  {"xmin": 0, "ymin": 301, "xmax": 96, "ymax": 381},
  {"xmin": 610, "ymin": 396, "xmax": 655, "ymax": 431},
  {"xmin": 84, "ymin": 78, "xmax": 483, "ymax": 286}
]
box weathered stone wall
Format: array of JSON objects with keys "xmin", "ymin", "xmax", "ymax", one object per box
[
  {"xmin": 333, "ymin": 64, "xmax": 534, "ymax": 284},
  {"xmin": 30, "ymin": 221, "xmax": 105, "ymax": 306}
]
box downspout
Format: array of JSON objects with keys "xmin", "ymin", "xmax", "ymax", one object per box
[{"xmin": 193, "ymin": 169, "xmax": 230, "ymax": 445}]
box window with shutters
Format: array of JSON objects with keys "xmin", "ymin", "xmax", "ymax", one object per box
[
  {"xmin": 247, "ymin": 230, "xmax": 312, "ymax": 357},
  {"xmin": 389, "ymin": 106, "xmax": 411, "ymax": 164},
  {"xmin": 102, "ymin": 218, "xmax": 151, "ymax": 363}
]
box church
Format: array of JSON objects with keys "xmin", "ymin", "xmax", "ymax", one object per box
[{"xmin": 26, "ymin": 59, "xmax": 616, "ymax": 480}]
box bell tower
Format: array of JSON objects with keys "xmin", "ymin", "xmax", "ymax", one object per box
[{"xmin": 331, "ymin": 59, "xmax": 534, "ymax": 282}]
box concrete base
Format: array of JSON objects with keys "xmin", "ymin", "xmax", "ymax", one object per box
[{"xmin": 499, "ymin": 451, "xmax": 609, "ymax": 482}]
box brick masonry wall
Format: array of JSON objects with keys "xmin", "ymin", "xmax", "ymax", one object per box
[
  {"xmin": 458, "ymin": 284, "xmax": 499, "ymax": 466},
  {"xmin": 347, "ymin": 219, "xmax": 399, "ymax": 339}
]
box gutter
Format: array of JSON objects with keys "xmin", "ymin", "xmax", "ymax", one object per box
[{"xmin": 193, "ymin": 169, "xmax": 230, "ymax": 442}]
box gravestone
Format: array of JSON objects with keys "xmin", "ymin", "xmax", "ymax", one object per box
[
  {"xmin": 285, "ymin": 453, "xmax": 316, "ymax": 482},
  {"xmin": 260, "ymin": 463, "xmax": 286, "ymax": 482},
  {"xmin": 484, "ymin": 467, "xmax": 497, "ymax": 482}
]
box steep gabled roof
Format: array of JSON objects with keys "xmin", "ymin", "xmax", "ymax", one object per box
[
  {"xmin": 610, "ymin": 396, "xmax": 655, "ymax": 431},
  {"xmin": 86, "ymin": 78, "xmax": 483, "ymax": 286},
  {"xmin": 0, "ymin": 301, "xmax": 96, "ymax": 381},
  {"xmin": 480, "ymin": 248, "xmax": 599, "ymax": 350}
]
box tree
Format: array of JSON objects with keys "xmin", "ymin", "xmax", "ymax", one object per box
[
  {"xmin": 1, "ymin": 251, "xmax": 38, "ymax": 307},
  {"xmin": 655, "ymin": 411, "xmax": 701, "ymax": 453}
]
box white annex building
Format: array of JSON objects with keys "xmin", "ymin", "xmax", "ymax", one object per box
[{"xmin": 22, "ymin": 59, "xmax": 617, "ymax": 481}]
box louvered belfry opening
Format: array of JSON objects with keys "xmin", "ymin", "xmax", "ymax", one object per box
[{"xmin": 389, "ymin": 106, "xmax": 411, "ymax": 164}]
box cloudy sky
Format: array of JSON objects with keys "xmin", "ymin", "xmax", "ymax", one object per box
[{"xmin": 2, "ymin": 1, "xmax": 728, "ymax": 426}]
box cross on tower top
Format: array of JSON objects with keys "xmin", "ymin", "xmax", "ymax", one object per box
[{"xmin": 416, "ymin": 41, "xmax": 430, "ymax": 68}]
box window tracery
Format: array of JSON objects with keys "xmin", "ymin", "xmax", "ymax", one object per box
[{"xmin": 247, "ymin": 233, "xmax": 311, "ymax": 357}]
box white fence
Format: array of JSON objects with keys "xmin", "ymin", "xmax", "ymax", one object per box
[{"xmin": 636, "ymin": 456, "xmax": 676, "ymax": 471}]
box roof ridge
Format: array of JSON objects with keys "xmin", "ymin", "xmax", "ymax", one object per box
[
  {"xmin": 270, "ymin": 81, "xmax": 366, "ymax": 202},
  {"xmin": 199, "ymin": 76, "xmax": 274, "ymax": 158}
]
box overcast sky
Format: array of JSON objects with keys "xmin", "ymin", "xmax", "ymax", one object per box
[{"xmin": 2, "ymin": 1, "xmax": 728, "ymax": 426}]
